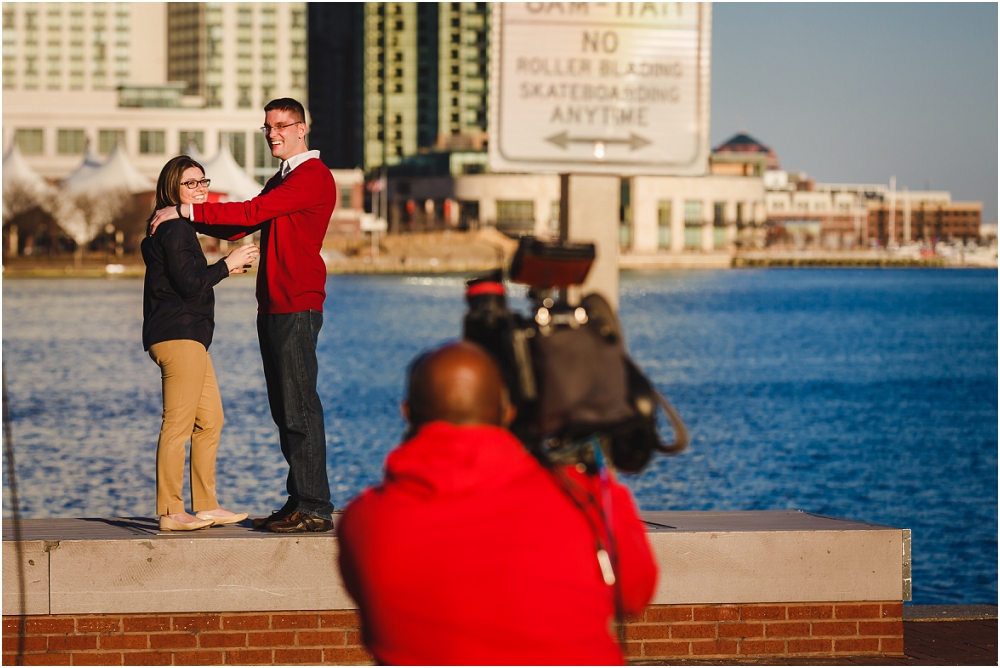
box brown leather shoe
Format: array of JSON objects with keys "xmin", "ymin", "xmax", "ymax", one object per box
[
  {"xmin": 267, "ymin": 510, "xmax": 333, "ymax": 533},
  {"xmin": 252, "ymin": 509, "xmax": 291, "ymax": 530}
]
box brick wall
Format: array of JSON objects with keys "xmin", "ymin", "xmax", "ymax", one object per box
[
  {"xmin": 3, "ymin": 602, "xmax": 903, "ymax": 665},
  {"xmin": 1, "ymin": 612, "xmax": 372, "ymax": 666},
  {"xmin": 621, "ymin": 602, "xmax": 904, "ymax": 661}
]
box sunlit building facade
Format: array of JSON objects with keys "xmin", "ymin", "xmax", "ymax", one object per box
[
  {"xmin": 2, "ymin": 2, "xmax": 306, "ymax": 185},
  {"xmin": 308, "ymin": 2, "xmax": 489, "ymax": 170}
]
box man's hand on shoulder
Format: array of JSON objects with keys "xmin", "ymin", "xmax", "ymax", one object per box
[{"xmin": 149, "ymin": 204, "xmax": 185, "ymax": 234}]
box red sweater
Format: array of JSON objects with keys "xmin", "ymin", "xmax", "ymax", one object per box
[
  {"xmin": 191, "ymin": 158, "xmax": 336, "ymax": 314},
  {"xmin": 337, "ymin": 423, "xmax": 658, "ymax": 665}
]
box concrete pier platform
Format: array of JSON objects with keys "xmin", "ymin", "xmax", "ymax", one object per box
[
  {"xmin": 3, "ymin": 510, "xmax": 912, "ymax": 664},
  {"xmin": 3, "ymin": 510, "xmax": 909, "ymax": 616}
]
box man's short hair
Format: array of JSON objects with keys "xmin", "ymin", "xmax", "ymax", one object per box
[{"xmin": 264, "ymin": 97, "xmax": 306, "ymax": 123}]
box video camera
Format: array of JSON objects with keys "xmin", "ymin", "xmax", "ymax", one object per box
[{"xmin": 463, "ymin": 237, "xmax": 688, "ymax": 474}]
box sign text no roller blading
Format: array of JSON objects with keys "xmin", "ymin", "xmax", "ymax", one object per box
[{"xmin": 489, "ymin": 2, "xmax": 712, "ymax": 176}]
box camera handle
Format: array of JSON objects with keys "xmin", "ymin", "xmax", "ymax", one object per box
[{"xmin": 653, "ymin": 389, "xmax": 690, "ymax": 454}]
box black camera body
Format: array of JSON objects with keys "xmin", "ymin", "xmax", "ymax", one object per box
[{"xmin": 463, "ymin": 237, "xmax": 688, "ymax": 473}]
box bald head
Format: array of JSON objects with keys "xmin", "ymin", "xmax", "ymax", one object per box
[{"xmin": 404, "ymin": 342, "xmax": 514, "ymax": 431}]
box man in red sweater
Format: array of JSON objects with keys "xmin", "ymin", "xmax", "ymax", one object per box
[
  {"xmin": 150, "ymin": 98, "xmax": 336, "ymax": 532},
  {"xmin": 337, "ymin": 342, "xmax": 658, "ymax": 665}
]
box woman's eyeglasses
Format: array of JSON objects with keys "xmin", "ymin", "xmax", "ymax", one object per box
[{"xmin": 180, "ymin": 178, "xmax": 211, "ymax": 189}]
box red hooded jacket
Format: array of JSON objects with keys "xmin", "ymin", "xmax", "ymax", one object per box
[{"xmin": 337, "ymin": 422, "xmax": 658, "ymax": 665}]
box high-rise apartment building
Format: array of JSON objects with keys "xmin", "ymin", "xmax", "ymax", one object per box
[
  {"xmin": 2, "ymin": 2, "xmax": 307, "ymax": 185},
  {"xmin": 309, "ymin": 2, "xmax": 489, "ymax": 171},
  {"xmin": 166, "ymin": 3, "xmax": 308, "ymax": 111},
  {"xmin": 2, "ymin": 3, "xmax": 166, "ymax": 93}
]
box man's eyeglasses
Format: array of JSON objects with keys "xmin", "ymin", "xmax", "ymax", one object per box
[
  {"xmin": 260, "ymin": 121, "xmax": 303, "ymax": 135},
  {"xmin": 180, "ymin": 178, "xmax": 211, "ymax": 189}
]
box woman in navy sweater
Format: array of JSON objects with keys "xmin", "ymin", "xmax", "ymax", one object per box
[{"xmin": 141, "ymin": 155, "xmax": 258, "ymax": 531}]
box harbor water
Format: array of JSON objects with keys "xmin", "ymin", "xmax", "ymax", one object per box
[{"xmin": 2, "ymin": 269, "xmax": 996, "ymax": 605}]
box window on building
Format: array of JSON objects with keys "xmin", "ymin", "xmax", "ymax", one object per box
[
  {"xmin": 206, "ymin": 86, "xmax": 221, "ymax": 108},
  {"xmin": 253, "ymin": 132, "xmax": 279, "ymax": 184},
  {"xmin": 57, "ymin": 129, "xmax": 86, "ymax": 155},
  {"xmin": 99, "ymin": 129, "xmax": 125, "ymax": 154},
  {"xmin": 222, "ymin": 131, "xmax": 247, "ymax": 167},
  {"xmin": 16, "ymin": 128, "xmax": 44, "ymax": 154},
  {"xmin": 495, "ymin": 200, "xmax": 534, "ymax": 235},
  {"xmin": 683, "ymin": 200, "xmax": 702, "ymax": 225},
  {"xmin": 714, "ymin": 202, "xmax": 725, "ymax": 226},
  {"xmin": 657, "ymin": 200, "xmax": 672, "ymax": 249},
  {"xmin": 179, "ymin": 131, "xmax": 204, "ymax": 154},
  {"xmin": 238, "ymin": 85, "xmax": 252, "ymax": 108},
  {"xmin": 139, "ymin": 130, "xmax": 165, "ymax": 154},
  {"xmin": 550, "ymin": 200, "xmax": 560, "ymax": 234},
  {"xmin": 340, "ymin": 186, "xmax": 353, "ymax": 209},
  {"xmin": 683, "ymin": 200, "xmax": 702, "ymax": 249}
]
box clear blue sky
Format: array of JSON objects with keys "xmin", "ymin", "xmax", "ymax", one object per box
[{"xmin": 710, "ymin": 3, "xmax": 998, "ymax": 222}]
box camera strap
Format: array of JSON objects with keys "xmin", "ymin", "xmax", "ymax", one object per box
[{"xmin": 549, "ymin": 447, "xmax": 626, "ymax": 654}]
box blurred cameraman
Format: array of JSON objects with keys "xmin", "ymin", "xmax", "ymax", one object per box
[{"xmin": 337, "ymin": 342, "xmax": 657, "ymax": 665}]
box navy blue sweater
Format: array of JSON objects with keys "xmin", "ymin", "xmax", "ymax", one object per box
[{"xmin": 141, "ymin": 220, "xmax": 229, "ymax": 351}]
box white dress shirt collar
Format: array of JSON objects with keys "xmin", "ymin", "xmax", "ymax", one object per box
[{"xmin": 280, "ymin": 150, "xmax": 321, "ymax": 179}]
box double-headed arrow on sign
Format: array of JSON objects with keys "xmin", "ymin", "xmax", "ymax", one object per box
[{"xmin": 545, "ymin": 132, "xmax": 652, "ymax": 151}]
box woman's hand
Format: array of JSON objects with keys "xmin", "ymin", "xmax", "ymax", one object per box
[{"xmin": 224, "ymin": 243, "xmax": 259, "ymax": 274}]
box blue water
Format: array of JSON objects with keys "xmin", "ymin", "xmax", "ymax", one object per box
[{"xmin": 2, "ymin": 269, "xmax": 996, "ymax": 605}]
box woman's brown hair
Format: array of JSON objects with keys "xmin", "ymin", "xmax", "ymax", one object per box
[{"xmin": 153, "ymin": 155, "xmax": 205, "ymax": 212}]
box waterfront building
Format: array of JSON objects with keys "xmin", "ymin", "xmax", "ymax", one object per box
[
  {"xmin": 866, "ymin": 196, "xmax": 981, "ymax": 246},
  {"xmin": 1, "ymin": 2, "xmax": 306, "ymax": 186},
  {"xmin": 763, "ymin": 168, "xmax": 981, "ymax": 247},
  {"xmin": 709, "ymin": 133, "xmax": 780, "ymax": 177}
]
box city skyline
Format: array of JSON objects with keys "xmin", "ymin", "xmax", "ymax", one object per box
[
  {"xmin": 2, "ymin": 2, "xmax": 994, "ymax": 226},
  {"xmin": 710, "ymin": 2, "xmax": 997, "ymax": 222}
]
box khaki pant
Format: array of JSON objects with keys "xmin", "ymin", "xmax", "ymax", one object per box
[{"xmin": 149, "ymin": 340, "xmax": 223, "ymax": 515}]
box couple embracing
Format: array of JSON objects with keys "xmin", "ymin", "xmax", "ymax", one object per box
[{"xmin": 141, "ymin": 98, "xmax": 337, "ymax": 534}]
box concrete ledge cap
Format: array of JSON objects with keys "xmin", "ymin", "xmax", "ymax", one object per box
[
  {"xmin": 904, "ymin": 605, "xmax": 998, "ymax": 621},
  {"xmin": 3, "ymin": 510, "xmax": 909, "ymax": 615}
]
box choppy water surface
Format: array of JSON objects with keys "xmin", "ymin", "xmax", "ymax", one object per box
[{"xmin": 3, "ymin": 269, "xmax": 996, "ymax": 605}]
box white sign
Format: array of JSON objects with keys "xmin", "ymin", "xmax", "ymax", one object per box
[
  {"xmin": 359, "ymin": 214, "xmax": 388, "ymax": 233},
  {"xmin": 489, "ymin": 2, "xmax": 712, "ymax": 176}
]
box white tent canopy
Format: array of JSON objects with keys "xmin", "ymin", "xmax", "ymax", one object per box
[
  {"xmin": 60, "ymin": 145, "xmax": 104, "ymax": 192},
  {"xmin": 61, "ymin": 145, "xmax": 154, "ymax": 197},
  {"xmin": 3, "ymin": 144, "xmax": 60, "ymax": 223},
  {"xmin": 183, "ymin": 139, "xmax": 205, "ymax": 165},
  {"xmin": 3, "ymin": 143, "xmax": 57, "ymax": 199},
  {"xmin": 202, "ymin": 140, "xmax": 263, "ymax": 202}
]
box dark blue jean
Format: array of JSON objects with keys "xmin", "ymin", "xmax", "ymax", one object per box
[{"xmin": 257, "ymin": 310, "xmax": 333, "ymax": 520}]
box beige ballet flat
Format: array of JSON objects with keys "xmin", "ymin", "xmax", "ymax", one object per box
[
  {"xmin": 159, "ymin": 515, "xmax": 214, "ymax": 531},
  {"xmin": 195, "ymin": 511, "xmax": 249, "ymax": 525}
]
